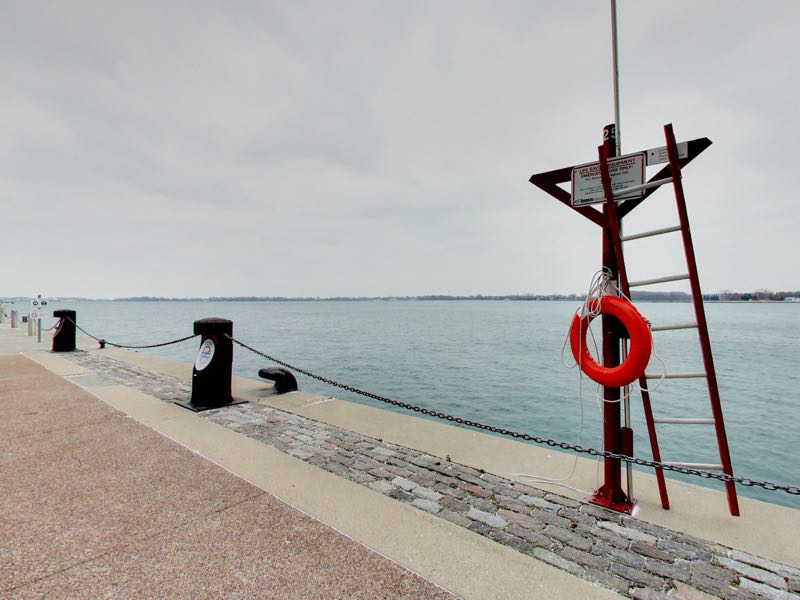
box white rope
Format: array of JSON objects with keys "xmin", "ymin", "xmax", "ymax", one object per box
[
  {"xmin": 515, "ymin": 269, "xmax": 615, "ymax": 492},
  {"xmin": 518, "ymin": 267, "xmax": 669, "ymax": 492}
]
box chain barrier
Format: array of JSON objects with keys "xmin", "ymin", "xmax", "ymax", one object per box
[
  {"xmin": 228, "ymin": 334, "xmax": 800, "ymax": 497},
  {"xmin": 66, "ymin": 317, "xmax": 199, "ymax": 350}
]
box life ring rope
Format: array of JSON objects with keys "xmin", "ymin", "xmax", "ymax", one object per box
[{"xmin": 565, "ymin": 269, "xmax": 654, "ymax": 388}]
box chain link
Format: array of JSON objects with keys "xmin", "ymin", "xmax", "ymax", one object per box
[
  {"xmin": 229, "ymin": 334, "xmax": 800, "ymax": 497},
  {"xmin": 67, "ymin": 317, "xmax": 199, "ymax": 349}
]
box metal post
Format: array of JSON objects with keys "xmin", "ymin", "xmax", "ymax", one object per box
[
  {"xmin": 52, "ymin": 310, "xmax": 76, "ymax": 352},
  {"xmin": 37, "ymin": 318, "xmax": 42, "ymax": 344},
  {"xmin": 28, "ymin": 316, "xmax": 33, "ymax": 336},
  {"xmin": 611, "ymin": 0, "xmax": 622, "ymax": 157},
  {"xmin": 176, "ymin": 317, "xmax": 246, "ymax": 412},
  {"xmin": 590, "ymin": 129, "xmax": 634, "ymax": 514}
]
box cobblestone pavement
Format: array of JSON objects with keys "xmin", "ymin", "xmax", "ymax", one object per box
[{"xmin": 64, "ymin": 351, "xmax": 800, "ymax": 600}]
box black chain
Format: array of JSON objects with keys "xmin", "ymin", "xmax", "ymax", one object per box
[
  {"xmin": 67, "ymin": 317, "xmax": 199, "ymax": 349},
  {"xmin": 229, "ymin": 334, "xmax": 800, "ymax": 497}
]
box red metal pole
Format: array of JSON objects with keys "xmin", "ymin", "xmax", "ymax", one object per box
[{"xmin": 590, "ymin": 131, "xmax": 633, "ymax": 513}]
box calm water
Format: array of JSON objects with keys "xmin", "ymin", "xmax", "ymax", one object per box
[{"xmin": 35, "ymin": 299, "xmax": 800, "ymax": 508}]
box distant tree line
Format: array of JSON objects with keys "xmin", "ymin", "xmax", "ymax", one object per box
[
  {"xmin": 705, "ymin": 290, "xmax": 800, "ymax": 302},
  {"xmin": 26, "ymin": 290, "xmax": 798, "ymax": 303}
]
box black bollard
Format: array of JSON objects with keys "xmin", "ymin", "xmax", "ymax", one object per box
[
  {"xmin": 52, "ymin": 309, "xmax": 76, "ymax": 352},
  {"xmin": 258, "ymin": 367, "xmax": 298, "ymax": 394},
  {"xmin": 176, "ymin": 317, "xmax": 246, "ymax": 412}
]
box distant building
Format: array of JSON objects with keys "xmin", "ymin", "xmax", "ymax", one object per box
[{"xmin": 784, "ymin": 297, "xmax": 800, "ymax": 302}]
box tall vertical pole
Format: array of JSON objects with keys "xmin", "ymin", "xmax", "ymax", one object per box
[
  {"xmin": 611, "ymin": 0, "xmax": 634, "ymax": 502},
  {"xmin": 591, "ymin": 132, "xmax": 632, "ymax": 513},
  {"xmin": 611, "ymin": 0, "xmax": 622, "ymax": 157}
]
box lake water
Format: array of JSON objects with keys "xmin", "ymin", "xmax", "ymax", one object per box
[{"xmin": 32, "ymin": 299, "xmax": 800, "ymax": 508}]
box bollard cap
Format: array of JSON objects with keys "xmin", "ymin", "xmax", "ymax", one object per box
[
  {"xmin": 194, "ymin": 317, "xmax": 233, "ymax": 336},
  {"xmin": 53, "ymin": 309, "xmax": 76, "ymax": 318}
]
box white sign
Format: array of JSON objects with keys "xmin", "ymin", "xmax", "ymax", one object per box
[
  {"xmin": 30, "ymin": 310, "xmax": 39, "ymax": 320},
  {"xmin": 646, "ymin": 142, "xmax": 688, "ymax": 166},
  {"xmin": 30, "ymin": 297, "xmax": 50, "ymax": 319},
  {"xmin": 571, "ymin": 152, "xmax": 646, "ymax": 207},
  {"xmin": 195, "ymin": 339, "xmax": 215, "ymax": 371}
]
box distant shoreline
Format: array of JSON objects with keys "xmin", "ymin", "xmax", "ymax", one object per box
[{"xmin": 4, "ymin": 293, "xmax": 798, "ymax": 303}]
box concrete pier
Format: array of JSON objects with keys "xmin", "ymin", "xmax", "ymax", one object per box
[{"xmin": 1, "ymin": 323, "xmax": 798, "ymax": 599}]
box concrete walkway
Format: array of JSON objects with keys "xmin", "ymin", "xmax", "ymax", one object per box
[
  {"xmin": 3, "ymin": 324, "xmax": 799, "ymax": 599},
  {"xmin": 1, "ymin": 355, "xmax": 453, "ymax": 599}
]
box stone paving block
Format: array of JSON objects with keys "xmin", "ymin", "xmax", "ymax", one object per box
[
  {"xmin": 543, "ymin": 525, "xmax": 593, "ymax": 551},
  {"xmin": 630, "ymin": 588, "xmax": 672, "ymax": 600},
  {"xmin": 412, "ymin": 487, "xmax": 444, "ymax": 502},
  {"xmin": 730, "ymin": 550, "xmax": 800, "ymax": 579},
  {"xmin": 670, "ymin": 581, "xmax": 724, "ymax": 600},
  {"xmin": 591, "ymin": 542, "xmax": 645, "ymax": 569},
  {"xmin": 494, "ymin": 495, "xmax": 529, "ymax": 513},
  {"xmin": 544, "ymin": 493, "xmax": 582, "ymax": 508},
  {"xmin": 528, "ymin": 508, "xmax": 571, "ymax": 529},
  {"xmin": 582, "ymin": 566, "xmax": 630, "ymax": 595},
  {"xmin": 789, "ymin": 577, "xmax": 800, "ymax": 594},
  {"xmin": 659, "ymin": 539, "xmax": 705, "ymax": 560},
  {"xmin": 388, "ymin": 488, "xmax": 414, "ymax": 502},
  {"xmin": 507, "ymin": 525, "xmax": 551, "ymax": 547},
  {"xmin": 460, "ymin": 483, "xmax": 493, "ymax": 499},
  {"xmin": 532, "ymin": 548, "xmax": 586, "ymax": 578},
  {"xmin": 497, "ymin": 509, "xmax": 539, "ymax": 530},
  {"xmin": 439, "ymin": 495, "xmax": 469, "ymax": 513},
  {"xmin": 488, "ymin": 530, "xmax": 529, "ymax": 554},
  {"xmin": 519, "ymin": 494, "xmax": 560, "ymax": 511},
  {"xmin": 644, "ymin": 559, "xmax": 692, "ymax": 584},
  {"xmin": 467, "ymin": 521, "xmax": 492, "ymax": 536},
  {"xmin": 738, "ymin": 578, "xmax": 799, "ymax": 600},
  {"xmin": 468, "ymin": 497, "xmax": 497, "ymax": 513},
  {"xmin": 579, "ymin": 503, "xmax": 620, "ymax": 521},
  {"xmin": 611, "ymin": 562, "xmax": 665, "ymax": 590},
  {"xmin": 559, "ymin": 546, "xmax": 610, "ymax": 572},
  {"xmin": 367, "ymin": 479, "xmax": 394, "ymax": 494},
  {"xmin": 390, "ymin": 476, "xmax": 417, "ymax": 492},
  {"xmin": 717, "ymin": 556, "xmax": 789, "ymax": 589},
  {"xmin": 411, "ymin": 498, "xmax": 441, "ymax": 514},
  {"xmin": 439, "ymin": 509, "xmax": 472, "ymax": 529},
  {"xmin": 630, "ymin": 541, "xmax": 675, "ymax": 563},
  {"xmin": 597, "ymin": 521, "xmax": 657, "ymax": 544},
  {"xmin": 466, "ymin": 508, "xmax": 507, "ymax": 529},
  {"xmin": 690, "ymin": 562, "xmax": 738, "ymax": 597}
]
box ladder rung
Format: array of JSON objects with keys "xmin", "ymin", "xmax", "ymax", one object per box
[
  {"xmin": 621, "ymin": 225, "xmax": 682, "ymax": 242},
  {"xmin": 612, "ymin": 177, "xmax": 675, "ymax": 198},
  {"xmin": 653, "ymin": 418, "xmax": 715, "ymax": 425},
  {"xmin": 629, "ymin": 273, "xmax": 690, "ymax": 287},
  {"xmin": 650, "ymin": 322, "xmax": 698, "ymax": 332},
  {"xmin": 645, "ymin": 372, "xmax": 706, "ymax": 379},
  {"xmin": 662, "ymin": 462, "xmax": 724, "ymax": 471}
]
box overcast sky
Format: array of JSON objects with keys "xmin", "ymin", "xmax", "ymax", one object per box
[{"xmin": 2, "ymin": 1, "xmax": 798, "ymax": 298}]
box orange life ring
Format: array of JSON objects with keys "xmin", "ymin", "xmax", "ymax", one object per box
[{"xmin": 569, "ymin": 296, "xmax": 651, "ymax": 387}]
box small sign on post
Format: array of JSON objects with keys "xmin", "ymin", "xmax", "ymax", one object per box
[
  {"xmin": 30, "ymin": 296, "xmax": 51, "ymax": 319},
  {"xmin": 571, "ymin": 152, "xmax": 646, "ymax": 207},
  {"xmin": 646, "ymin": 142, "xmax": 688, "ymax": 166}
]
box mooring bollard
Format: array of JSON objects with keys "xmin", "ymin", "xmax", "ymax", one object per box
[
  {"xmin": 28, "ymin": 316, "xmax": 33, "ymax": 336},
  {"xmin": 176, "ymin": 318, "xmax": 246, "ymax": 412},
  {"xmin": 0, "ymin": 305, "xmax": 4, "ymax": 324},
  {"xmin": 10, "ymin": 310, "xmax": 18, "ymax": 328},
  {"xmin": 258, "ymin": 367, "xmax": 298, "ymax": 394},
  {"xmin": 52, "ymin": 309, "xmax": 76, "ymax": 352}
]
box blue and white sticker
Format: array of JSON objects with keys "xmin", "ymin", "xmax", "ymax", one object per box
[{"xmin": 195, "ymin": 339, "xmax": 215, "ymax": 371}]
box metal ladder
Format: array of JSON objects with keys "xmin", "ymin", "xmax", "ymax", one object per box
[{"xmin": 598, "ymin": 124, "xmax": 740, "ymax": 516}]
